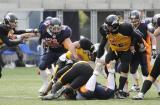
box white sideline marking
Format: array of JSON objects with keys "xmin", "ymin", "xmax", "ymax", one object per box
[{"xmin": 0, "ymin": 96, "xmax": 37, "ymax": 99}]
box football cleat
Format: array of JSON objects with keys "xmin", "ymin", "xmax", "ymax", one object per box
[
  {"xmin": 41, "ymin": 93, "xmax": 57, "ymax": 100},
  {"xmin": 116, "ymin": 90, "xmax": 129, "ymax": 99},
  {"xmin": 41, "ymin": 86, "xmax": 66, "ymax": 100},
  {"xmin": 38, "ymin": 83, "xmax": 48, "ymax": 94},
  {"xmin": 130, "ymin": 85, "xmax": 140, "ymax": 92},
  {"xmin": 132, "ymin": 92, "xmax": 144, "ymax": 100}
]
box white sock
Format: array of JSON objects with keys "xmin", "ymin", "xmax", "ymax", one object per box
[
  {"xmin": 107, "ymin": 72, "xmax": 115, "ymax": 90},
  {"xmin": 131, "ymin": 71, "xmax": 139, "ymax": 86},
  {"xmin": 153, "ymin": 80, "xmax": 160, "ymax": 92},
  {"xmin": 40, "ymin": 70, "xmax": 49, "ymax": 85},
  {"xmin": 142, "ymin": 76, "xmax": 147, "ymax": 82},
  {"xmin": 85, "ymin": 74, "xmax": 97, "ymax": 91},
  {"xmin": 39, "ymin": 70, "xmax": 49, "ymax": 92},
  {"xmin": 123, "ymin": 81, "xmax": 129, "ymax": 93},
  {"xmin": 48, "ymin": 68, "xmax": 53, "ymax": 75},
  {"xmin": 93, "ymin": 62, "xmax": 103, "ymax": 76}
]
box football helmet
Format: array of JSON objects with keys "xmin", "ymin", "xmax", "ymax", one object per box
[
  {"xmin": 4, "ymin": 12, "xmax": 18, "ymax": 29},
  {"xmin": 152, "ymin": 14, "xmax": 160, "ymax": 27},
  {"xmin": 105, "ymin": 14, "xmax": 119, "ymax": 34},
  {"xmin": 130, "ymin": 10, "xmax": 141, "ymax": 27},
  {"xmin": 49, "ymin": 17, "xmax": 62, "ymax": 35},
  {"xmin": 45, "ymin": 16, "xmax": 52, "ymax": 21},
  {"xmin": 79, "ymin": 38, "xmax": 97, "ymax": 61}
]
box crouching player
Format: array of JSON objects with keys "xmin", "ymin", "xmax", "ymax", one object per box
[
  {"xmin": 39, "ymin": 38, "xmax": 96, "ymax": 96},
  {"xmin": 41, "ymin": 60, "xmax": 115, "ymax": 100}
]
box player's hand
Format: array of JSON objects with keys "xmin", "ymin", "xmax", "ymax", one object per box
[
  {"xmin": 152, "ymin": 49, "xmax": 157, "ymax": 59},
  {"xmin": 130, "ymin": 46, "xmax": 136, "ymax": 54},
  {"xmin": 139, "ymin": 43, "xmax": 146, "ymax": 53}
]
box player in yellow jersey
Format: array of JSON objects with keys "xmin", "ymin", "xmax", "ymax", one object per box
[{"xmin": 95, "ymin": 14, "xmax": 145, "ymax": 99}]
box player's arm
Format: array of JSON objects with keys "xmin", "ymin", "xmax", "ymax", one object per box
[
  {"xmin": 62, "ymin": 38, "xmax": 78, "ymax": 60},
  {"xmin": 154, "ymin": 27, "xmax": 160, "ymax": 37},
  {"xmin": 0, "ymin": 33, "xmax": 22, "ymax": 46},
  {"xmin": 14, "ymin": 29, "xmax": 38, "ymax": 34},
  {"xmin": 97, "ymin": 37, "xmax": 107, "ymax": 59},
  {"xmin": 131, "ymin": 28, "xmax": 146, "ymax": 53},
  {"xmin": 147, "ymin": 31, "xmax": 156, "ymax": 49},
  {"xmin": 96, "ymin": 25, "xmax": 108, "ymax": 59}
]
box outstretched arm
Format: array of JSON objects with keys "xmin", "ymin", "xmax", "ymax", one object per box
[{"xmin": 62, "ymin": 38, "xmax": 78, "ymax": 60}]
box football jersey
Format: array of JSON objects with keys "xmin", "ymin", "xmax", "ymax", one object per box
[
  {"xmin": 107, "ymin": 33, "xmax": 131, "ymax": 51},
  {"xmin": 66, "ymin": 48, "xmax": 90, "ymax": 61}
]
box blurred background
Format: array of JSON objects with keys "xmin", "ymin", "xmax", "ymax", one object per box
[
  {"xmin": 1, "ymin": 0, "xmax": 160, "ymax": 42},
  {"xmin": 1, "ymin": 0, "xmax": 160, "ymax": 67}
]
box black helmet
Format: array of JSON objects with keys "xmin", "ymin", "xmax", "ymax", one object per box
[
  {"xmin": 130, "ymin": 10, "xmax": 141, "ymax": 19},
  {"xmin": 49, "ymin": 17, "xmax": 62, "ymax": 35},
  {"xmin": 105, "ymin": 14, "xmax": 119, "ymax": 34},
  {"xmin": 79, "ymin": 37, "xmax": 97, "ymax": 61},
  {"xmin": 63, "ymin": 87, "xmax": 77, "ymax": 100},
  {"xmin": 4, "ymin": 12, "xmax": 18, "ymax": 25},
  {"xmin": 4, "ymin": 12, "xmax": 18, "ymax": 29},
  {"xmin": 79, "ymin": 37, "xmax": 93, "ymax": 51}
]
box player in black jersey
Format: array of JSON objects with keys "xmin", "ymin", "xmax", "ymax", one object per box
[
  {"xmin": 95, "ymin": 14, "xmax": 145, "ymax": 98},
  {"xmin": 0, "ymin": 12, "xmax": 37, "ymax": 78}
]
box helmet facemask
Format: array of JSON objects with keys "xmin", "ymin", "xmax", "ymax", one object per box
[
  {"xmin": 89, "ymin": 45, "xmax": 97, "ymax": 61},
  {"xmin": 105, "ymin": 15, "xmax": 119, "ymax": 34},
  {"xmin": 130, "ymin": 17, "xmax": 140, "ymax": 28},
  {"xmin": 8, "ymin": 20, "xmax": 18, "ymax": 29},
  {"xmin": 130, "ymin": 10, "xmax": 141, "ymax": 28},
  {"xmin": 106, "ymin": 23, "xmax": 119, "ymax": 34},
  {"xmin": 49, "ymin": 25, "xmax": 62, "ymax": 35},
  {"xmin": 49, "ymin": 17, "xmax": 62, "ymax": 36}
]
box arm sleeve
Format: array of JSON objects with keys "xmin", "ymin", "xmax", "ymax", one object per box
[
  {"xmin": 97, "ymin": 36, "xmax": 107, "ymax": 58},
  {"xmin": 14, "ymin": 29, "xmax": 38, "ymax": 34},
  {"xmin": 131, "ymin": 30, "xmax": 143, "ymax": 45},
  {"xmin": 96, "ymin": 25, "xmax": 108, "ymax": 58},
  {"xmin": 1, "ymin": 35, "xmax": 21, "ymax": 46}
]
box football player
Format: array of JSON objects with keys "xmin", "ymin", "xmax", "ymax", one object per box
[
  {"xmin": 0, "ymin": 12, "xmax": 37, "ymax": 78},
  {"xmin": 39, "ymin": 38, "xmax": 98, "ymax": 96},
  {"xmin": 133, "ymin": 14, "xmax": 160, "ymax": 100},
  {"xmin": 38, "ymin": 17, "xmax": 78, "ymax": 94},
  {"xmin": 95, "ymin": 14, "xmax": 145, "ymax": 99},
  {"xmin": 129, "ymin": 10, "xmax": 160, "ymax": 93}
]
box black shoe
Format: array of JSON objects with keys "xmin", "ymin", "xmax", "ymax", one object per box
[
  {"xmin": 15, "ymin": 60, "xmax": 25, "ymax": 67},
  {"xmin": 1, "ymin": 62, "xmax": 5, "ymax": 68},
  {"xmin": 116, "ymin": 90, "xmax": 129, "ymax": 99}
]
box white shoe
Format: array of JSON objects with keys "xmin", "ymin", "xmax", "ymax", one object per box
[
  {"xmin": 41, "ymin": 87, "xmax": 66, "ymax": 100},
  {"xmin": 132, "ymin": 92, "xmax": 144, "ymax": 100},
  {"xmin": 38, "ymin": 83, "xmax": 48, "ymax": 93},
  {"xmin": 130, "ymin": 85, "xmax": 140, "ymax": 92},
  {"xmin": 41, "ymin": 94, "xmax": 57, "ymax": 100}
]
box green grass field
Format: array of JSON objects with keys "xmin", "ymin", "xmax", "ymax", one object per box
[{"xmin": 0, "ymin": 67, "xmax": 159, "ymax": 105}]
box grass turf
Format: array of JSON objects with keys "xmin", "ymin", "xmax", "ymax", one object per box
[{"xmin": 0, "ymin": 67, "xmax": 159, "ymax": 105}]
